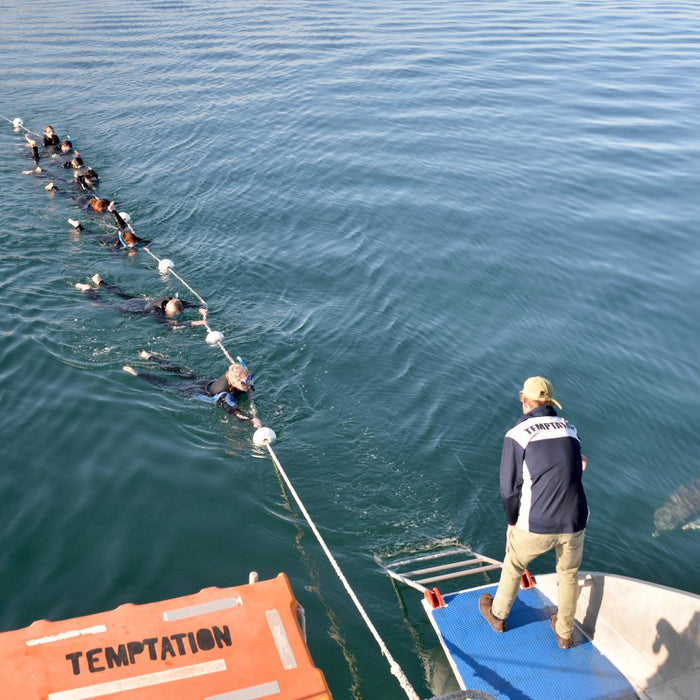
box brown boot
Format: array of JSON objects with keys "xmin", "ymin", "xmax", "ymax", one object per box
[
  {"xmin": 550, "ymin": 614, "xmax": 572, "ymax": 649},
  {"xmin": 479, "ymin": 593, "xmax": 505, "ymax": 633}
]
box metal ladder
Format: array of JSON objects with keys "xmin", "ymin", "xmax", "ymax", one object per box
[{"xmin": 379, "ymin": 545, "xmax": 503, "ymax": 605}]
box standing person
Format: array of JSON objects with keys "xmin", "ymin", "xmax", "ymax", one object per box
[{"xmin": 478, "ymin": 376, "xmax": 588, "ymax": 649}]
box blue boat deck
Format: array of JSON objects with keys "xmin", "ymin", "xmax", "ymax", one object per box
[{"xmin": 428, "ymin": 584, "xmax": 639, "ymax": 700}]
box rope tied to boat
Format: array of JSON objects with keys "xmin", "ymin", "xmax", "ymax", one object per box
[{"xmin": 263, "ymin": 439, "xmax": 421, "ymax": 700}]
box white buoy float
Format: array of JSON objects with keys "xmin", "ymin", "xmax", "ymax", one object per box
[
  {"xmin": 13, "ymin": 118, "xmax": 23, "ymax": 129},
  {"xmin": 206, "ymin": 330, "xmax": 224, "ymax": 345},
  {"xmin": 119, "ymin": 212, "xmax": 131, "ymax": 223},
  {"xmin": 158, "ymin": 258, "xmax": 174, "ymax": 273},
  {"xmin": 253, "ymin": 427, "xmax": 276, "ymax": 446}
]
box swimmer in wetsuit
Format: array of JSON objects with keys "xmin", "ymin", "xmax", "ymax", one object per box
[
  {"xmin": 75, "ymin": 274, "xmax": 207, "ymax": 329},
  {"xmin": 63, "ymin": 154, "xmax": 84, "ymax": 169},
  {"xmin": 68, "ymin": 215, "xmax": 149, "ymax": 250},
  {"xmin": 123, "ymin": 355, "xmax": 262, "ymax": 427},
  {"xmin": 42, "ymin": 125, "xmax": 60, "ymax": 148},
  {"xmin": 25, "ymin": 128, "xmax": 64, "ymax": 163},
  {"xmin": 75, "ymin": 168, "xmax": 99, "ymax": 190},
  {"xmin": 85, "ymin": 197, "xmax": 110, "ymax": 212},
  {"xmin": 68, "ymin": 199, "xmax": 147, "ymax": 249}
]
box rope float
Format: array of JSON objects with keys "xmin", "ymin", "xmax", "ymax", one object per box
[
  {"xmin": 1, "ymin": 112, "xmax": 40, "ymax": 138},
  {"xmin": 7, "ymin": 116, "xmax": 421, "ymax": 700}
]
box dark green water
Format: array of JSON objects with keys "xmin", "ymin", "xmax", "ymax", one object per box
[{"xmin": 1, "ymin": 1, "xmax": 699, "ymax": 697}]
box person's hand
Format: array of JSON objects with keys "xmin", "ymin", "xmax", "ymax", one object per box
[
  {"xmin": 27, "ymin": 138, "xmax": 36, "ymax": 147},
  {"xmin": 252, "ymin": 418, "xmax": 262, "ymax": 429},
  {"xmin": 581, "ymin": 455, "xmax": 588, "ymax": 472},
  {"xmin": 505, "ymin": 524, "xmax": 514, "ymax": 553},
  {"xmin": 108, "ymin": 200, "xmax": 116, "ymax": 212},
  {"xmin": 198, "ymin": 307, "xmax": 208, "ymax": 318}
]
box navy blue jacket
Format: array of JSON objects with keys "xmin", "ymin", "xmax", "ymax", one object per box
[{"xmin": 500, "ymin": 405, "xmax": 588, "ymax": 534}]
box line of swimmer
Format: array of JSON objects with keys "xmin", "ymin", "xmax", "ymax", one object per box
[
  {"xmin": 5, "ymin": 115, "xmax": 276, "ymax": 447},
  {"xmin": 5, "ymin": 115, "xmax": 427, "ymax": 700}
]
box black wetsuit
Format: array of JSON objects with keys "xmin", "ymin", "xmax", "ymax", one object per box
[
  {"xmin": 82, "ymin": 282, "xmax": 199, "ymax": 329},
  {"xmin": 43, "ymin": 133, "xmax": 60, "ymax": 147},
  {"xmin": 75, "ymin": 173, "xmax": 99, "ymax": 191},
  {"xmin": 109, "ymin": 209, "xmax": 132, "ymax": 232},
  {"xmin": 143, "ymin": 296, "xmax": 200, "ymax": 323},
  {"xmin": 101, "ymin": 209, "xmax": 147, "ymax": 249},
  {"xmin": 128, "ymin": 360, "xmax": 257, "ymax": 423},
  {"xmin": 63, "ymin": 157, "xmax": 83, "ymax": 169},
  {"xmin": 205, "ymin": 373, "xmax": 257, "ymax": 422},
  {"xmin": 69, "ymin": 219, "xmax": 150, "ymax": 250}
]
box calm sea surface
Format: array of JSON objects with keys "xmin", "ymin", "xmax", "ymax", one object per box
[{"xmin": 1, "ymin": 1, "xmax": 699, "ymax": 697}]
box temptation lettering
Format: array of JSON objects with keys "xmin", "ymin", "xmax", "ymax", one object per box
[
  {"xmin": 65, "ymin": 625, "xmax": 232, "ymax": 675},
  {"xmin": 524, "ymin": 421, "xmax": 568, "ymax": 435}
]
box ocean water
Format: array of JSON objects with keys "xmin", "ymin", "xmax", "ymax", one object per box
[{"xmin": 1, "ymin": 1, "xmax": 699, "ymax": 697}]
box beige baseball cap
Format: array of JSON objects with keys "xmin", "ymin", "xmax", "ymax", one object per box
[{"xmin": 520, "ymin": 376, "xmax": 562, "ymax": 409}]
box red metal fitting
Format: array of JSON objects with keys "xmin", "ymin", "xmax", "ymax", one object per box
[
  {"xmin": 520, "ymin": 569, "xmax": 536, "ymax": 589},
  {"xmin": 424, "ymin": 588, "xmax": 445, "ymax": 609}
]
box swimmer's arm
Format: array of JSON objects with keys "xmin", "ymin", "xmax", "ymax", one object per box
[
  {"xmin": 216, "ymin": 393, "xmax": 261, "ymax": 426},
  {"xmin": 108, "ymin": 202, "xmax": 128, "ymax": 230},
  {"xmin": 217, "ymin": 394, "xmax": 251, "ymax": 421},
  {"xmin": 163, "ymin": 318, "xmax": 207, "ymax": 331},
  {"xmin": 165, "ymin": 307, "xmax": 208, "ymax": 329},
  {"xmin": 25, "ymin": 137, "xmax": 40, "ymax": 160}
]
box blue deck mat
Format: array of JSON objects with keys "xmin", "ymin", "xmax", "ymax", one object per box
[{"xmin": 430, "ymin": 585, "xmax": 639, "ymax": 700}]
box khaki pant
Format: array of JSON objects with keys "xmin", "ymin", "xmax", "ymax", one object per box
[{"xmin": 492, "ymin": 527, "xmax": 585, "ymax": 638}]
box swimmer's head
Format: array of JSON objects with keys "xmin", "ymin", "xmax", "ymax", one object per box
[
  {"xmin": 89, "ymin": 197, "xmax": 110, "ymax": 212},
  {"xmin": 70, "ymin": 156, "xmax": 84, "ymax": 168},
  {"xmin": 164, "ymin": 298, "xmax": 184, "ymax": 316},
  {"xmin": 121, "ymin": 231, "xmax": 141, "ymax": 248},
  {"xmin": 60, "ymin": 140, "xmax": 73, "ymax": 152},
  {"xmin": 226, "ymin": 362, "xmax": 253, "ymax": 391},
  {"xmin": 44, "ymin": 125, "xmax": 55, "ymax": 136},
  {"xmin": 83, "ymin": 168, "xmax": 99, "ymax": 184}
]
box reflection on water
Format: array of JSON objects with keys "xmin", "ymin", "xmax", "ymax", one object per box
[{"xmin": 1, "ymin": 1, "xmax": 700, "ymax": 697}]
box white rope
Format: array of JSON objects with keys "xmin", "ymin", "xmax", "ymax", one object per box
[
  {"xmin": 139, "ymin": 245, "xmax": 259, "ymax": 420},
  {"xmin": 263, "ymin": 440, "xmax": 421, "ymax": 700},
  {"xmin": 140, "ymin": 245, "xmax": 228, "ymax": 344},
  {"xmin": 155, "ymin": 256, "xmax": 206, "ymax": 306},
  {"xmin": 0, "ymin": 113, "xmax": 41, "ymax": 138}
]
